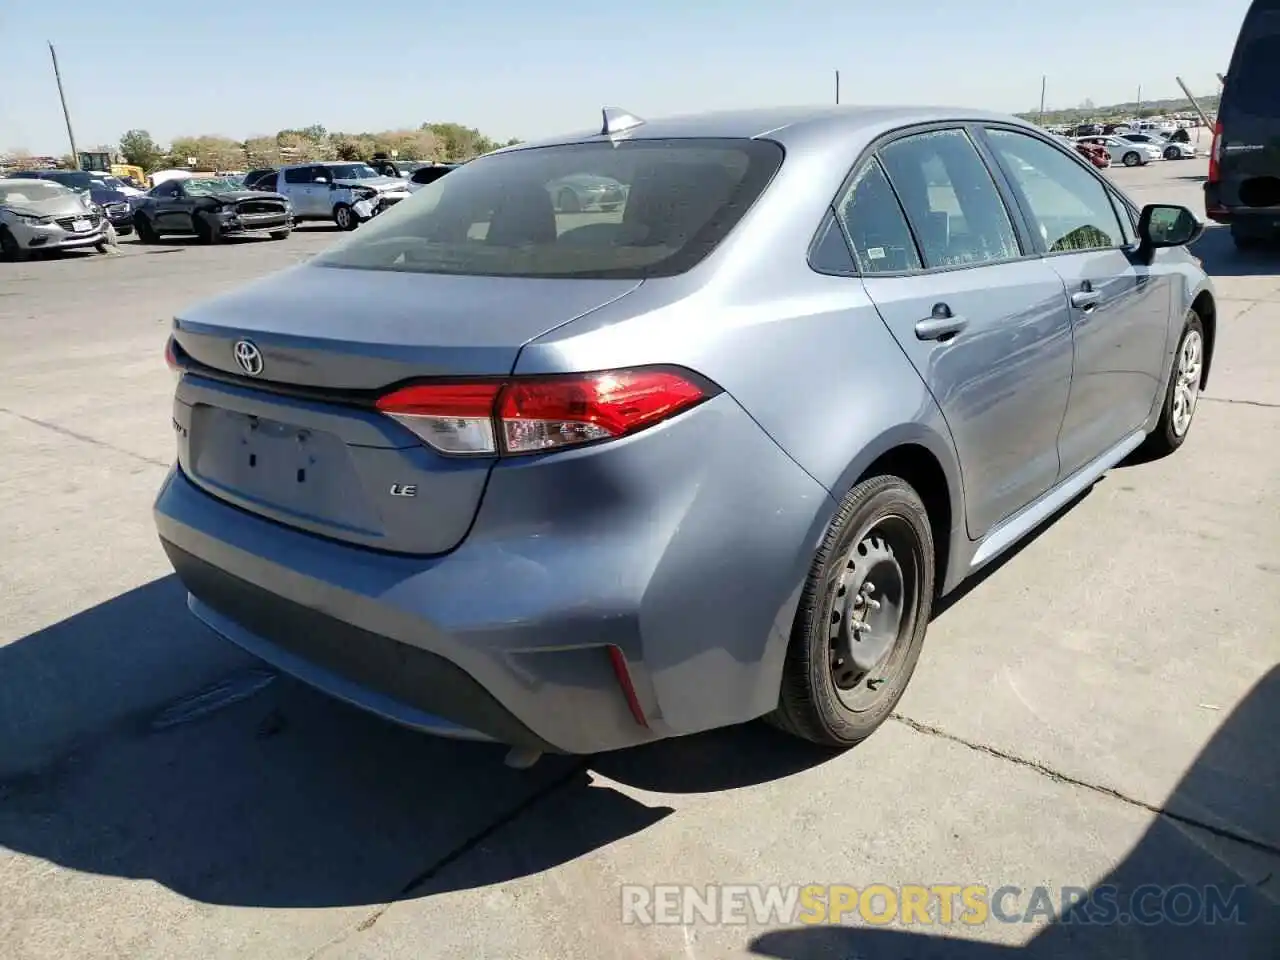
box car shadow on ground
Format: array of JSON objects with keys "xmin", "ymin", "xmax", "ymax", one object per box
[
  {"xmin": 0, "ymin": 483, "xmax": 1127, "ymax": 915},
  {"xmin": 1192, "ymin": 222, "xmax": 1280, "ymax": 277},
  {"xmin": 748, "ymin": 664, "xmax": 1280, "ymax": 958}
]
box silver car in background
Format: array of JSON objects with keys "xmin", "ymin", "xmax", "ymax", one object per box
[
  {"xmin": 1077, "ymin": 135, "xmax": 1162, "ymax": 167},
  {"xmin": 0, "ymin": 178, "xmax": 110, "ymax": 261}
]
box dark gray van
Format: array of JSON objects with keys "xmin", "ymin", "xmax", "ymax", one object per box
[{"xmin": 1206, "ymin": 0, "xmax": 1280, "ymax": 247}]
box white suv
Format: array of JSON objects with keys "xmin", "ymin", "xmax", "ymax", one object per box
[{"xmin": 273, "ymin": 162, "xmax": 412, "ymax": 230}]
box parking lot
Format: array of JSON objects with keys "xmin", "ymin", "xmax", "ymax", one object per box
[{"xmin": 1, "ymin": 159, "xmax": 1277, "ymax": 958}]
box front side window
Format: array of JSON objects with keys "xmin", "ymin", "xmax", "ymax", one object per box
[
  {"xmin": 985, "ymin": 128, "xmax": 1126, "ymax": 254},
  {"xmin": 311, "ymin": 138, "xmax": 783, "ymax": 279},
  {"xmin": 877, "ymin": 128, "xmax": 1021, "ymax": 269},
  {"xmin": 835, "ymin": 159, "xmax": 921, "ymax": 274}
]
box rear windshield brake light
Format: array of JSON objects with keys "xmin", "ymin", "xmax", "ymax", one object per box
[{"xmin": 375, "ymin": 368, "xmax": 715, "ymax": 457}]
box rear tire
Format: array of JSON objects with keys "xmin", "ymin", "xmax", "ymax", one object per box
[
  {"xmin": 1122, "ymin": 151, "xmax": 1141, "ymax": 167},
  {"xmin": 769, "ymin": 475, "xmax": 935, "ymax": 747},
  {"xmin": 1141, "ymin": 310, "xmax": 1205, "ymax": 457},
  {"xmin": 134, "ymin": 214, "xmax": 158, "ymax": 243},
  {"xmin": 0, "ymin": 226, "xmax": 26, "ymax": 261}
]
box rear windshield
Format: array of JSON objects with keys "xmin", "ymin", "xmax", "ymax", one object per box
[{"xmin": 311, "ymin": 138, "xmax": 784, "ymax": 279}]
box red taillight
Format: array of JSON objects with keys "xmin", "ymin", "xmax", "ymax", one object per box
[
  {"xmin": 376, "ymin": 381, "xmax": 503, "ymax": 455},
  {"xmin": 498, "ymin": 369, "xmax": 707, "ymax": 454},
  {"xmin": 1208, "ymin": 120, "xmax": 1223, "ymax": 183},
  {"xmin": 164, "ymin": 336, "xmax": 183, "ymax": 381},
  {"xmin": 374, "ymin": 368, "xmax": 710, "ymax": 457}
]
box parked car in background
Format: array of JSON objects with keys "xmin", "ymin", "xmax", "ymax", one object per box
[
  {"xmin": 406, "ymin": 162, "xmax": 459, "ymax": 192},
  {"xmin": 0, "ymin": 177, "xmax": 111, "ymax": 260},
  {"xmin": 1205, "ymin": 0, "xmax": 1280, "ymax": 248},
  {"xmin": 88, "ymin": 184, "xmax": 135, "ymax": 236},
  {"xmin": 155, "ymin": 105, "xmax": 1215, "ymax": 763},
  {"xmin": 1121, "ymin": 133, "xmax": 1196, "ymax": 160},
  {"xmin": 243, "ymin": 169, "xmax": 277, "ymax": 190},
  {"xmin": 133, "ymin": 176, "xmax": 293, "ymax": 244},
  {"xmin": 274, "ymin": 162, "xmax": 411, "ymax": 230},
  {"xmin": 546, "ymin": 172, "xmax": 627, "ymax": 212},
  {"xmin": 1077, "ymin": 135, "xmax": 1160, "ymax": 166},
  {"xmin": 1053, "ymin": 134, "xmax": 1110, "ymax": 168}
]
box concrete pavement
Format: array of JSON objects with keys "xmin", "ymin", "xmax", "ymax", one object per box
[{"xmin": 0, "ymin": 163, "xmax": 1276, "ymax": 958}]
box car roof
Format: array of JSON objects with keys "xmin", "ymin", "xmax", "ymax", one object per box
[{"xmin": 494, "ymin": 104, "xmax": 1038, "ymax": 154}]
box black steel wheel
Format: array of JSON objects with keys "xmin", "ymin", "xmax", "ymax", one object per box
[{"xmin": 770, "ymin": 474, "xmax": 935, "ymax": 747}]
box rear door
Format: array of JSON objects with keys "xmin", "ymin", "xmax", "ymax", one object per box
[
  {"xmin": 841, "ymin": 126, "xmax": 1075, "ymax": 539},
  {"xmin": 1216, "ymin": 1, "xmax": 1280, "ymax": 212},
  {"xmin": 980, "ymin": 126, "xmax": 1172, "ymax": 478},
  {"xmin": 281, "ymin": 165, "xmax": 319, "ymax": 216}
]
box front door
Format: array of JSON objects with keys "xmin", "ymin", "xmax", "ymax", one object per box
[
  {"xmin": 839, "ymin": 128, "xmax": 1075, "ymax": 539},
  {"xmin": 980, "ymin": 127, "xmax": 1172, "ymax": 478}
]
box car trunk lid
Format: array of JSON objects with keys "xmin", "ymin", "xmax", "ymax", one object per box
[{"xmin": 172, "ymin": 264, "xmax": 642, "ymax": 554}]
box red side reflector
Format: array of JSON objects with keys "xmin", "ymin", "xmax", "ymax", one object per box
[{"xmin": 607, "ymin": 645, "xmax": 649, "ymax": 728}]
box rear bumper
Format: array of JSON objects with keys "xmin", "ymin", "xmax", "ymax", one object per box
[
  {"xmin": 1204, "ymin": 183, "xmax": 1280, "ymax": 228},
  {"xmin": 154, "ymin": 393, "xmax": 831, "ymax": 754}
]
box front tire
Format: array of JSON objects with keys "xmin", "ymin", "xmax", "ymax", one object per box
[
  {"xmin": 269, "ymin": 229, "xmax": 291, "ymax": 241},
  {"xmin": 1164, "ymin": 146, "xmax": 1181, "ymax": 160},
  {"xmin": 770, "ymin": 475, "xmax": 935, "ymax": 747},
  {"xmin": 1141, "ymin": 310, "xmax": 1205, "ymax": 457},
  {"xmin": 0, "ymin": 226, "xmax": 26, "ymax": 261},
  {"xmin": 134, "ymin": 214, "xmax": 159, "ymax": 243},
  {"xmin": 1122, "ymin": 151, "xmax": 1141, "ymax": 167},
  {"xmin": 333, "ymin": 204, "xmax": 358, "ymax": 231},
  {"xmin": 193, "ymin": 214, "xmax": 220, "ymax": 244}
]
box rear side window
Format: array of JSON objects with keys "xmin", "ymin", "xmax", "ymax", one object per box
[
  {"xmin": 835, "ymin": 159, "xmax": 921, "ymax": 274},
  {"xmin": 255, "ymin": 172, "xmax": 278, "ymax": 191},
  {"xmin": 311, "ymin": 139, "xmax": 782, "ymax": 279},
  {"xmin": 283, "ymin": 166, "xmax": 312, "ymax": 184},
  {"xmin": 985, "ymin": 129, "xmax": 1125, "ymax": 253},
  {"xmin": 877, "ymin": 129, "xmax": 1021, "ymax": 269},
  {"xmin": 1227, "ymin": 34, "xmax": 1280, "ymax": 117}
]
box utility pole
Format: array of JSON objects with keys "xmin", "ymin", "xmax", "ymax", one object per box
[
  {"xmin": 48, "ymin": 42, "xmax": 80, "ymax": 169},
  {"xmin": 1136, "ymin": 84, "xmax": 1143, "ymax": 118},
  {"xmin": 835, "ymin": 70, "xmax": 840, "ymax": 105},
  {"xmin": 1175, "ymin": 76, "xmax": 1214, "ymax": 128},
  {"xmin": 1038, "ymin": 76, "xmax": 1047, "ymax": 125}
]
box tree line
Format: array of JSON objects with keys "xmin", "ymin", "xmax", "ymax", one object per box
[{"xmin": 110, "ymin": 122, "xmax": 519, "ymax": 172}]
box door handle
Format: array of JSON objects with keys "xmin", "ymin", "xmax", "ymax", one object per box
[
  {"xmin": 915, "ymin": 304, "xmax": 968, "ymax": 341},
  {"xmin": 1070, "ymin": 290, "xmax": 1101, "ymax": 311}
]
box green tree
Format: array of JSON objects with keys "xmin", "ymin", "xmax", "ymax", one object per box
[
  {"xmin": 421, "ymin": 122, "xmax": 499, "ymax": 161},
  {"xmin": 118, "ymin": 129, "xmax": 165, "ymax": 171}
]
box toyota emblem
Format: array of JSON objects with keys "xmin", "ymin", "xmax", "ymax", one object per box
[{"xmin": 233, "ymin": 339, "xmax": 264, "ymax": 376}]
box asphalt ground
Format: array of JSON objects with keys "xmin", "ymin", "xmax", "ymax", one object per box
[{"xmin": 0, "ymin": 161, "xmax": 1276, "ymax": 959}]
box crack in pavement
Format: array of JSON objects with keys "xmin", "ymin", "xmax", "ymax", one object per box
[
  {"xmin": 0, "ymin": 407, "xmax": 170, "ymax": 468},
  {"xmin": 1201, "ymin": 396, "xmax": 1280, "ymax": 409},
  {"xmin": 890, "ymin": 713, "xmax": 1280, "ymax": 859},
  {"xmin": 305, "ymin": 759, "xmax": 590, "ymax": 959}
]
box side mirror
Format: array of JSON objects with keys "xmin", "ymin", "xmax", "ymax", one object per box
[{"xmin": 1137, "ymin": 204, "xmax": 1203, "ymax": 256}]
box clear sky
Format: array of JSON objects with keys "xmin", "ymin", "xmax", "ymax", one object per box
[{"xmin": 0, "ymin": 0, "xmax": 1254, "ymax": 154}]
